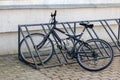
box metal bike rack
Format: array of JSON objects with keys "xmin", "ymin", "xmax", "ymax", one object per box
[{"xmin": 18, "ymin": 18, "xmax": 120, "ymax": 69}]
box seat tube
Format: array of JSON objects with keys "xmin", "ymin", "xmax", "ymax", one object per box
[
  {"xmin": 52, "ymin": 30, "xmax": 62, "ymax": 43},
  {"xmin": 79, "ymin": 27, "xmax": 86, "ymax": 39}
]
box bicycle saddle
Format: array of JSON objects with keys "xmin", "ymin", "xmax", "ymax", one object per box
[{"xmin": 80, "ymin": 22, "xmax": 94, "ymax": 29}]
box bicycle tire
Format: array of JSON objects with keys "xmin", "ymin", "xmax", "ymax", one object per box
[
  {"xmin": 77, "ymin": 39, "xmax": 113, "ymax": 71},
  {"xmin": 19, "ymin": 33, "xmax": 54, "ymax": 65},
  {"xmin": 65, "ymin": 39, "xmax": 75, "ymax": 59}
]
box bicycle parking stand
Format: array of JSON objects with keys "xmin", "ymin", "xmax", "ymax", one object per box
[
  {"xmin": 86, "ymin": 19, "xmax": 120, "ymax": 56},
  {"xmin": 18, "ymin": 18, "xmax": 120, "ymax": 69},
  {"xmin": 18, "ymin": 25, "xmax": 63, "ymax": 69}
]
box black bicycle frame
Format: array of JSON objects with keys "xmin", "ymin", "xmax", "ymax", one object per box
[
  {"xmin": 36, "ymin": 10, "xmax": 87, "ymax": 53},
  {"xmin": 36, "ymin": 22, "xmax": 86, "ymax": 55}
]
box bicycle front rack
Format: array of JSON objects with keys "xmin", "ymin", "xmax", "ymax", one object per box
[{"xmin": 18, "ymin": 18, "xmax": 120, "ymax": 69}]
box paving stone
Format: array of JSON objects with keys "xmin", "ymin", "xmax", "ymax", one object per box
[{"xmin": 0, "ymin": 54, "xmax": 120, "ymax": 80}]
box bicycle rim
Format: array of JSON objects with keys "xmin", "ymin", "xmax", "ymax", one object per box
[
  {"xmin": 77, "ymin": 39, "xmax": 113, "ymax": 71},
  {"xmin": 20, "ymin": 33, "xmax": 53, "ymax": 65}
]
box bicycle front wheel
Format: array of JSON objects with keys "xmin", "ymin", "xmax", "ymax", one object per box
[
  {"xmin": 77, "ymin": 39, "xmax": 113, "ymax": 71},
  {"xmin": 20, "ymin": 33, "xmax": 54, "ymax": 65}
]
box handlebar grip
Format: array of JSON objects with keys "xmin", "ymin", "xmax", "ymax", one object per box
[{"xmin": 54, "ymin": 10, "xmax": 57, "ymax": 16}]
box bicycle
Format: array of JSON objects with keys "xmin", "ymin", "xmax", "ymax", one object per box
[{"xmin": 19, "ymin": 10, "xmax": 113, "ymax": 71}]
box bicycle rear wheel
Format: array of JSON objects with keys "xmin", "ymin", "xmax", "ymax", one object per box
[
  {"xmin": 77, "ymin": 39, "xmax": 113, "ymax": 71},
  {"xmin": 20, "ymin": 33, "xmax": 54, "ymax": 65}
]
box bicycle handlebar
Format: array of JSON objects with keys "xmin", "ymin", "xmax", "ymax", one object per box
[
  {"xmin": 51, "ymin": 10, "xmax": 57, "ymax": 17},
  {"xmin": 50, "ymin": 10, "xmax": 57, "ymax": 24}
]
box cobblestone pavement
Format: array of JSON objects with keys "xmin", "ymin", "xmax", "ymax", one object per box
[{"xmin": 0, "ymin": 54, "xmax": 120, "ymax": 80}]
